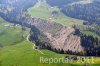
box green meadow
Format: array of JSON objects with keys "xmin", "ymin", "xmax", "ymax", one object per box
[
  {"xmin": 28, "ymin": 1, "xmax": 83, "ymax": 27},
  {"xmin": 0, "ymin": 17, "xmax": 100, "ymax": 66},
  {"xmin": 0, "ymin": 1, "xmax": 100, "ymax": 66}
]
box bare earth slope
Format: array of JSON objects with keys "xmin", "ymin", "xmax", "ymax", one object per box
[
  {"xmin": 27, "ymin": 17, "xmax": 84, "ymax": 53},
  {"xmin": 0, "ymin": 0, "xmax": 84, "ymax": 54}
]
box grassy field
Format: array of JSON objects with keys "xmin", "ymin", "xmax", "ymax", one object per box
[
  {"xmin": 0, "ymin": 1, "xmax": 100, "ymax": 66},
  {"xmin": 0, "ymin": 17, "xmax": 27, "ymax": 46},
  {"xmin": 28, "ymin": 1, "xmax": 100, "ymax": 66},
  {"xmin": 28, "ymin": 0, "xmax": 100, "ymax": 40},
  {"xmin": 28, "ymin": 0, "xmax": 83, "ymax": 26},
  {"xmin": 0, "ymin": 38, "xmax": 100, "ymax": 66},
  {"xmin": 82, "ymin": 31, "xmax": 100, "ymax": 39},
  {"xmin": 0, "ymin": 19, "xmax": 100, "ymax": 66},
  {"xmin": 28, "ymin": 0, "xmax": 100, "ymax": 39},
  {"xmin": 0, "ymin": 17, "xmax": 100, "ymax": 66},
  {"xmin": 77, "ymin": 25, "xmax": 100, "ymax": 39}
]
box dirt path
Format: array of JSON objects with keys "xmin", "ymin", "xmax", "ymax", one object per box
[{"xmin": 27, "ymin": 34, "xmax": 45, "ymax": 55}]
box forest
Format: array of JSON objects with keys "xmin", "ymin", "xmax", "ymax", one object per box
[{"xmin": 47, "ymin": 0, "xmax": 100, "ymax": 25}]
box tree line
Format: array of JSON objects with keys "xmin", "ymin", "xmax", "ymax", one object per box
[{"xmin": 61, "ymin": 1, "xmax": 100, "ymax": 25}]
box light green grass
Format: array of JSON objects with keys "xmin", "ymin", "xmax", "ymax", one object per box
[
  {"xmin": 0, "ymin": 1, "xmax": 100, "ymax": 66},
  {"xmin": 82, "ymin": 31, "xmax": 100, "ymax": 39},
  {"xmin": 0, "ymin": 39, "xmax": 100, "ymax": 66},
  {"xmin": 0, "ymin": 17, "xmax": 99, "ymax": 66},
  {"xmin": 28, "ymin": 0, "xmax": 83, "ymax": 27},
  {"xmin": 0, "ymin": 40, "xmax": 67, "ymax": 66},
  {"xmin": 0, "ymin": 17, "xmax": 100, "ymax": 66},
  {"xmin": 78, "ymin": 25, "xmax": 100, "ymax": 39},
  {"xmin": 0, "ymin": 17, "xmax": 30, "ymax": 46}
]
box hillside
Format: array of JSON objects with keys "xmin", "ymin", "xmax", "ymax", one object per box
[
  {"xmin": 47, "ymin": 0, "xmax": 100, "ymax": 25},
  {"xmin": 28, "ymin": 0, "xmax": 83, "ymax": 26},
  {"xmin": 0, "ymin": 0, "xmax": 84, "ymax": 54},
  {"xmin": 0, "ymin": 17, "xmax": 100, "ymax": 66},
  {"xmin": 0, "ymin": 0, "xmax": 100, "ymax": 66},
  {"xmin": 0, "ymin": 0, "xmax": 100, "ymax": 55}
]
